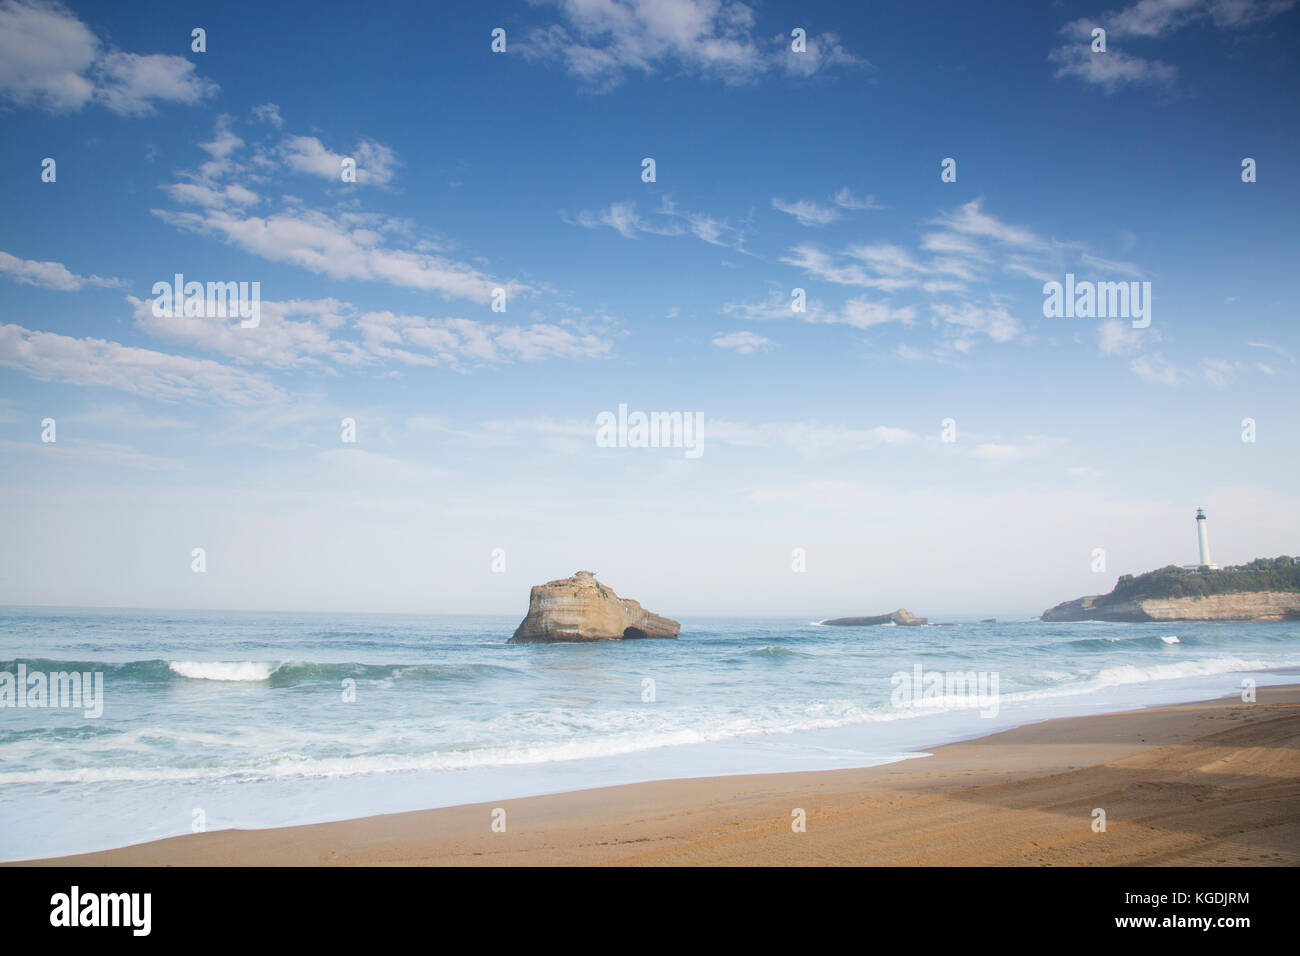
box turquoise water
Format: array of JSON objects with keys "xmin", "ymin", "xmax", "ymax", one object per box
[{"xmin": 1, "ymin": 606, "xmax": 1297, "ymax": 860}]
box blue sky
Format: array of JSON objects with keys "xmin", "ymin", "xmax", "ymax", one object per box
[{"xmin": 0, "ymin": 0, "xmax": 1297, "ymax": 617}]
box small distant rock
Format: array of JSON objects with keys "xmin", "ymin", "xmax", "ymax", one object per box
[{"xmin": 821, "ymin": 608, "xmax": 928, "ymax": 627}]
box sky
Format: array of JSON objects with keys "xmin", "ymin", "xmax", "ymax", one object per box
[{"xmin": 0, "ymin": 0, "xmax": 1297, "ymax": 619}]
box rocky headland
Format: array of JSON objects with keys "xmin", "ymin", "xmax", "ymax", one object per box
[{"xmin": 1042, "ymin": 557, "xmax": 1300, "ymax": 622}]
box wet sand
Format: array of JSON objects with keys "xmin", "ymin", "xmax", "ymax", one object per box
[{"xmin": 18, "ymin": 685, "xmax": 1300, "ymax": 866}]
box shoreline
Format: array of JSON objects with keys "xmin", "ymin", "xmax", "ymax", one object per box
[{"xmin": 16, "ymin": 684, "xmax": 1300, "ymax": 866}]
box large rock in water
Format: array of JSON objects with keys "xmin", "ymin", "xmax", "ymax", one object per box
[
  {"xmin": 822, "ymin": 608, "xmax": 928, "ymax": 626},
  {"xmin": 508, "ymin": 571, "xmax": 680, "ymax": 644}
]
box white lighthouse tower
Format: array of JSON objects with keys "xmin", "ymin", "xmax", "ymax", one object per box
[{"xmin": 1194, "ymin": 508, "xmax": 1218, "ymax": 570}]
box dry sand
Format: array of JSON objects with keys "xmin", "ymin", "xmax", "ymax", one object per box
[{"xmin": 18, "ymin": 685, "xmax": 1300, "ymax": 866}]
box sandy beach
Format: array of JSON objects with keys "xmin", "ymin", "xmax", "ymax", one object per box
[{"xmin": 16, "ymin": 684, "xmax": 1299, "ymax": 867}]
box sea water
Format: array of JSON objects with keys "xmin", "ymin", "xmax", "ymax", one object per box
[{"xmin": 1, "ymin": 606, "xmax": 1296, "ymax": 860}]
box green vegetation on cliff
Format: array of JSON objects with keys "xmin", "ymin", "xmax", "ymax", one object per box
[{"xmin": 1103, "ymin": 556, "xmax": 1300, "ymax": 605}]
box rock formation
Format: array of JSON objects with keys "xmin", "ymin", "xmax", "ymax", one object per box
[
  {"xmin": 508, "ymin": 571, "xmax": 680, "ymax": 643},
  {"xmin": 1042, "ymin": 591, "xmax": 1300, "ymax": 622},
  {"xmin": 822, "ymin": 608, "xmax": 928, "ymax": 627},
  {"xmin": 1042, "ymin": 557, "xmax": 1300, "ymax": 622}
]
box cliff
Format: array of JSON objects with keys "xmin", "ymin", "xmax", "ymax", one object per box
[
  {"xmin": 508, "ymin": 571, "xmax": 680, "ymax": 643},
  {"xmin": 1043, "ymin": 591, "xmax": 1300, "ymax": 622},
  {"xmin": 1042, "ymin": 557, "xmax": 1300, "ymax": 622},
  {"xmin": 822, "ymin": 608, "xmax": 927, "ymax": 627}
]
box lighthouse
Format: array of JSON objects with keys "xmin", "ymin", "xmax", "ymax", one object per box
[{"xmin": 1194, "ymin": 508, "xmax": 1218, "ymax": 570}]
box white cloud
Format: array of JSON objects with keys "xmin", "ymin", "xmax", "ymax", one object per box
[
  {"xmin": 1002, "ymin": 258, "xmax": 1057, "ymax": 283},
  {"xmin": 680, "ymin": 209, "xmax": 747, "ymax": 249},
  {"xmin": 711, "ymin": 330, "xmax": 772, "ymax": 353},
  {"xmin": 571, "ymin": 198, "xmax": 747, "ymax": 250},
  {"xmin": 181, "ymin": 114, "xmax": 249, "ymax": 187},
  {"xmin": 785, "ymin": 202, "xmax": 1047, "ymax": 296},
  {"xmin": 921, "ymin": 231, "xmax": 989, "ymax": 260},
  {"xmin": 163, "ymin": 182, "xmax": 260, "ymax": 209},
  {"xmin": 0, "ymin": 0, "xmax": 216, "ymax": 114},
  {"xmin": 1131, "ymin": 353, "xmax": 1185, "ymax": 384},
  {"xmin": 774, "ymin": 199, "xmax": 1150, "ymax": 354},
  {"xmin": 0, "ymin": 0, "xmax": 95, "ymax": 111},
  {"xmin": 159, "ymin": 115, "xmax": 257, "ymax": 210},
  {"xmin": 781, "ymin": 244, "xmax": 883, "ymax": 288},
  {"xmin": 776, "ymin": 30, "xmax": 862, "ymax": 77},
  {"xmin": 845, "ymin": 243, "xmax": 928, "ymax": 277},
  {"xmin": 931, "ymin": 301, "xmax": 1024, "ymax": 347},
  {"xmin": 1246, "ymin": 340, "xmax": 1294, "ymax": 363},
  {"xmin": 129, "ymin": 294, "xmax": 614, "ymax": 371},
  {"xmin": 1199, "ymin": 358, "xmax": 1251, "ymax": 386},
  {"xmin": 154, "ymin": 204, "xmax": 517, "ymax": 304},
  {"xmin": 153, "ymin": 118, "xmax": 538, "ymax": 311},
  {"xmin": 780, "ymin": 251, "xmax": 947, "ymax": 323},
  {"xmin": 1098, "ymin": 318, "xmax": 1149, "ymax": 355},
  {"xmin": 723, "ymin": 290, "xmax": 810, "ymax": 322},
  {"xmin": 723, "ymin": 288, "xmax": 912, "ymax": 329},
  {"xmin": 833, "ymin": 187, "xmax": 883, "ymax": 211},
  {"xmin": 771, "ymin": 197, "xmax": 840, "ymax": 227},
  {"xmin": 93, "ymin": 50, "xmax": 217, "ymax": 115},
  {"xmin": 200, "ymin": 116, "xmax": 244, "ymax": 161},
  {"xmin": 0, "ymin": 251, "xmax": 124, "ymax": 291},
  {"xmin": 772, "ymin": 189, "xmax": 882, "ymax": 227},
  {"xmin": 252, "ymin": 102, "xmax": 284, "ymax": 128},
  {"xmin": 922, "ymin": 279, "xmax": 967, "ymax": 294},
  {"xmin": 0, "ymin": 323, "xmax": 283, "ymax": 405},
  {"xmin": 931, "ymin": 198, "xmax": 1044, "ymax": 249},
  {"xmin": 1048, "ymin": 44, "xmax": 1178, "ymax": 92},
  {"xmin": 1100, "ymin": 323, "xmax": 1261, "ymax": 388},
  {"xmin": 130, "ymin": 295, "xmax": 362, "ymax": 369},
  {"xmin": 355, "ymin": 311, "xmax": 613, "ymax": 368},
  {"xmin": 520, "ymin": 0, "xmax": 863, "ymax": 89},
  {"xmin": 1079, "ymin": 252, "xmax": 1146, "ymax": 279},
  {"xmin": 572, "ymin": 201, "xmax": 683, "ymax": 238},
  {"xmin": 1069, "ymin": 0, "xmax": 1295, "ymax": 40},
  {"xmin": 827, "ymin": 295, "xmax": 916, "ymax": 329},
  {"xmin": 281, "ymin": 135, "xmax": 400, "ymax": 187},
  {"xmin": 1049, "ymin": 0, "xmax": 1294, "ymax": 91}
]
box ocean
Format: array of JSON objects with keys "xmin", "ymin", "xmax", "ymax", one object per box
[{"xmin": 1, "ymin": 605, "xmax": 1297, "ymax": 861}]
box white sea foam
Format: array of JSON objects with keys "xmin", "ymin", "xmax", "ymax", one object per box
[
  {"xmin": 1090, "ymin": 657, "xmax": 1268, "ymax": 687},
  {"xmin": 7, "ymin": 651, "xmax": 1294, "ymax": 789},
  {"xmin": 167, "ymin": 660, "xmax": 279, "ymax": 681}
]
